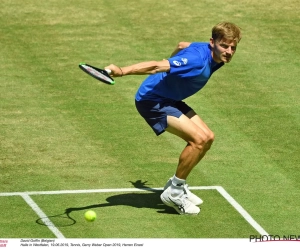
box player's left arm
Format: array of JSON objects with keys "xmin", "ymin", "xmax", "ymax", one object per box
[
  {"xmin": 105, "ymin": 60, "xmax": 170, "ymax": 77},
  {"xmin": 170, "ymin": 42, "xmax": 192, "ymax": 57}
]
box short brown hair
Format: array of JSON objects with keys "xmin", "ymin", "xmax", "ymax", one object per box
[{"xmin": 212, "ymin": 22, "xmax": 242, "ymax": 43}]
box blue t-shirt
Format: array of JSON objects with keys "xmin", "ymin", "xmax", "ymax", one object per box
[{"xmin": 135, "ymin": 42, "xmax": 224, "ymax": 102}]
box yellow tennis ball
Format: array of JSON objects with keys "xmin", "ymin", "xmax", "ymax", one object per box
[{"xmin": 84, "ymin": 210, "xmax": 96, "ymax": 222}]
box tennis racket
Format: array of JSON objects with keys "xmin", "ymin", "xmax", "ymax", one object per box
[{"xmin": 79, "ymin": 63, "xmax": 115, "ymax": 85}]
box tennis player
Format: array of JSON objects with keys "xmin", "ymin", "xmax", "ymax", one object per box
[{"xmin": 105, "ymin": 22, "xmax": 242, "ymax": 215}]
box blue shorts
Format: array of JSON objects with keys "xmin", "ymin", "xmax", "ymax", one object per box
[{"xmin": 135, "ymin": 99, "xmax": 193, "ymax": 136}]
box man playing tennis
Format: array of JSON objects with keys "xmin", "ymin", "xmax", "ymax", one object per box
[{"xmin": 105, "ymin": 22, "xmax": 242, "ymax": 215}]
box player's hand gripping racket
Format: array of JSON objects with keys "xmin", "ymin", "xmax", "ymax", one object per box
[{"xmin": 79, "ymin": 63, "xmax": 115, "ymax": 85}]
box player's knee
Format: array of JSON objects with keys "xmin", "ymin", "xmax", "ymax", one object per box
[{"xmin": 192, "ymin": 131, "xmax": 214, "ymax": 151}]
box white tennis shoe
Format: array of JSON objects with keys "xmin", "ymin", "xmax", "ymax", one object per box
[
  {"xmin": 160, "ymin": 186, "xmax": 200, "ymax": 215},
  {"xmin": 163, "ymin": 178, "xmax": 203, "ymax": 206}
]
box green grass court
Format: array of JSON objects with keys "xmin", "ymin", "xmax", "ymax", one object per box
[{"xmin": 0, "ymin": 0, "xmax": 299, "ymax": 239}]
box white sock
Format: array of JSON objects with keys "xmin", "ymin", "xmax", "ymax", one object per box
[{"xmin": 170, "ymin": 175, "xmax": 186, "ymax": 197}]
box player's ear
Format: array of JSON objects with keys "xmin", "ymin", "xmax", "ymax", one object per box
[{"xmin": 209, "ymin": 38, "xmax": 215, "ymax": 48}]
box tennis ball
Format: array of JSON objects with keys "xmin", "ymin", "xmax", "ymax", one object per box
[{"xmin": 84, "ymin": 210, "xmax": 96, "ymax": 222}]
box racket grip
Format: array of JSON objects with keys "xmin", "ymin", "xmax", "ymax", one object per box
[{"xmin": 105, "ymin": 68, "xmax": 112, "ymax": 74}]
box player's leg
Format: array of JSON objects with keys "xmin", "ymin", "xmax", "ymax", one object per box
[
  {"xmin": 161, "ymin": 110, "xmax": 214, "ymax": 213},
  {"xmin": 161, "ymin": 112, "xmax": 214, "ymax": 215},
  {"xmin": 135, "ymin": 99, "xmax": 211, "ymax": 214},
  {"xmin": 165, "ymin": 111, "xmax": 214, "ymax": 179}
]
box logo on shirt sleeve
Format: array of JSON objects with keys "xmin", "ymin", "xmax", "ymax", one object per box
[
  {"xmin": 181, "ymin": 58, "xmax": 188, "ymax": 65},
  {"xmin": 173, "ymin": 58, "xmax": 188, "ymax": 66},
  {"xmin": 173, "ymin": 60, "xmax": 181, "ymax": 66}
]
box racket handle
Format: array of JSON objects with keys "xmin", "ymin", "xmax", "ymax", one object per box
[{"xmin": 105, "ymin": 68, "xmax": 112, "ymax": 74}]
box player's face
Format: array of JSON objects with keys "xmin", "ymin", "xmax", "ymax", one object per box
[{"xmin": 210, "ymin": 38, "xmax": 238, "ymax": 63}]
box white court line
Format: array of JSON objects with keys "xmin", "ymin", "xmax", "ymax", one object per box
[
  {"xmin": 214, "ymin": 186, "xmax": 269, "ymax": 235},
  {"xmin": 1, "ymin": 186, "xmax": 268, "ymax": 237},
  {"xmin": 20, "ymin": 194, "xmax": 65, "ymax": 239},
  {"xmin": 0, "ymin": 187, "xmax": 164, "ymax": 196}
]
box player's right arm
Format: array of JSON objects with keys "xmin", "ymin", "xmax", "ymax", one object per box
[
  {"xmin": 105, "ymin": 60, "xmax": 170, "ymax": 77},
  {"xmin": 105, "ymin": 42, "xmax": 191, "ymax": 77},
  {"xmin": 170, "ymin": 42, "xmax": 191, "ymax": 57}
]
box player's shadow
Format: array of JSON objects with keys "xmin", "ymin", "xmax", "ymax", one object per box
[{"xmin": 36, "ymin": 180, "xmax": 176, "ymax": 227}]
